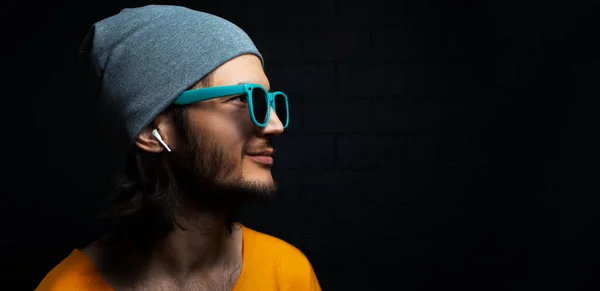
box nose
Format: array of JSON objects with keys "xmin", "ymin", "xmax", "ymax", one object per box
[{"xmin": 260, "ymin": 107, "xmax": 284, "ymax": 136}]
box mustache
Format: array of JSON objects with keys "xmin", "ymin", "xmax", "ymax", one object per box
[{"xmin": 245, "ymin": 141, "xmax": 275, "ymax": 154}]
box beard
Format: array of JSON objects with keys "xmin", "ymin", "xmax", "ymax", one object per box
[
  {"xmin": 165, "ymin": 123, "xmax": 277, "ymax": 214},
  {"xmin": 95, "ymin": 127, "xmax": 278, "ymax": 280}
]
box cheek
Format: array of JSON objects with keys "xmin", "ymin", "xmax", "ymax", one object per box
[
  {"xmin": 204, "ymin": 117, "xmax": 249, "ymax": 154},
  {"xmin": 188, "ymin": 108, "xmax": 253, "ymax": 154},
  {"xmin": 229, "ymin": 106, "xmax": 256, "ymax": 137}
]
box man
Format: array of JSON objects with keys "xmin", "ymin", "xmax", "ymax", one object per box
[{"xmin": 36, "ymin": 5, "xmax": 321, "ymax": 291}]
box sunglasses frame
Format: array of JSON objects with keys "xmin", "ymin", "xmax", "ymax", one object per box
[{"xmin": 173, "ymin": 83, "xmax": 289, "ymax": 128}]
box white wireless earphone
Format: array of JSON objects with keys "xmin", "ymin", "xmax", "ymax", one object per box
[{"xmin": 151, "ymin": 129, "xmax": 172, "ymax": 152}]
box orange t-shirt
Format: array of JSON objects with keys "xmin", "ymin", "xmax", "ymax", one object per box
[{"xmin": 36, "ymin": 225, "xmax": 321, "ymax": 291}]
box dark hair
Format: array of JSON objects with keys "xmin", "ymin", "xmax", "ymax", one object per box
[
  {"xmin": 99, "ymin": 105, "xmax": 189, "ymax": 246},
  {"xmin": 96, "ymin": 74, "xmax": 232, "ymax": 247}
]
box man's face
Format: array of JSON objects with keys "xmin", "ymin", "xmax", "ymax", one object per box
[{"xmin": 170, "ymin": 54, "xmax": 285, "ymax": 201}]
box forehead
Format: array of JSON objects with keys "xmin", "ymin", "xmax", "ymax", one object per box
[{"xmin": 203, "ymin": 54, "xmax": 270, "ymax": 91}]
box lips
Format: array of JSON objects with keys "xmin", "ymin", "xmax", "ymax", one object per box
[
  {"xmin": 247, "ymin": 149, "xmax": 274, "ymax": 156},
  {"xmin": 247, "ymin": 149, "xmax": 274, "ymax": 166}
]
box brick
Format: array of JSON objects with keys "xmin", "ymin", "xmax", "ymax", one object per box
[
  {"xmin": 273, "ymin": 135, "xmax": 336, "ymax": 169},
  {"xmin": 239, "ymin": 169, "xmax": 340, "ymax": 235},
  {"xmin": 241, "ymin": 0, "xmax": 335, "ymax": 29},
  {"xmin": 402, "ymin": 63, "xmax": 480, "ymax": 97},
  {"xmin": 271, "ymin": 170, "xmax": 307, "ymax": 204},
  {"xmin": 371, "ymin": 28, "xmax": 417, "ymax": 61},
  {"xmin": 336, "ymin": 2, "xmax": 403, "ymax": 28},
  {"xmin": 371, "ymin": 26, "xmax": 464, "ymax": 61},
  {"xmin": 252, "ymin": 33, "xmax": 303, "ymax": 62},
  {"xmin": 266, "ymin": 64, "xmax": 336, "ymax": 98},
  {"xmin": 282, "ymin": 100, "xmax": 306, "ymax": 134},
  {"xmin": 401, "ymin": 64, "xmax": 436, "ymax": 97},
  {"xmin": 573, "ymin": 59, "xmax": 600, "ymax": 93},
  {"xmin": 298, "ymin": 28, "xmax": 336, "ymax": 61},
  {"xmin": 302, "ymin": 29, "xmax": 371, "ymax": 61},
  {"xmin": 437, "ymin": 135, "xmax": 488, "ymax": 163},
  {"xmin": 337, "ymin": 64, "xmax": 404, "ymax": 98},
  {"xmin": 271, "ymin": 170, "xmax": 372, "ymax": 243},
  {"xmin": 371, "ymin": 170, "xmax": 406, "ymax": 196},
  {"xmin": 279, "ymin": 107, "xmax": 302, "ymax": 134},
  {"xmin": 562, "ymin": 135, "xmax": 600, "ymax": 185},
  {"xmin": 336, "ymin": 135, "xmax": 436, "ymax": 169},
  {"xmin": 186, "ymin": 0, "xmax": 245, "ymax": 23},
  {"xmin": 565, "ymin": 94, "xmax": 600, "ymax": 136},
  {"xmin": 371, "ymin": 97, "xmax": 442, "ymax": 133},
  {"xmin": 272, "ymin": 169, "xmax": 371, "ymax": 205},
  {"xmin": 300, "ymin": 99, "xmax": 371, "ymax": 133},
  {"xmin": 433, "ymin": 141, "xmax": 488, "ymax": 190},
  {"xmin": 371, "ymin": 170, "xmax": 436, "ymax": 203},
  {"xmin": 440, "ymin": 63, "xmax": 481, "ymax": 94},
  {"xmin": 441, "ymin": 32, "xmax": 467, "ymax": 59},
  {"xmin": 237, "ymin": 169, "xmax": 304, "ymax": 228},
  {"xmin": 253, "ymin": 170, "xmax": 369, "ymax": 246},
  {"xmin": 435, "ymin": 103, "xmax": 485, "ymax": 136},
  {"xmin": 302, "ymin": 170, "xmax": 375, "ymax": 228},
  {"xmin": 302, "ymin": 170, "xmax": 371, "ymax": 199}
]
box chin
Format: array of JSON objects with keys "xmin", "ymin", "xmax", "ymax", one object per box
[
  {"xmin": 243, "ymin": 170, "xmax": 275, "ymax": 184},
  {"xmin": 237, "ymin": 172, "xmax": 278, "ymax": 199}
]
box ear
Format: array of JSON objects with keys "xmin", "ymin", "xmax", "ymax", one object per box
[{"xmin": 135, "ymin": 115, "xmax": 173, "ymax": 153}]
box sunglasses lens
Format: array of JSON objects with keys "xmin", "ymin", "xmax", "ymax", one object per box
[
  {"xmin": 274, "ymin": 94, "xmax": 288, "ymax": 126},
  {"xmin": 251, "ymin": 87, "xmax": 268, "ymax": 124}
]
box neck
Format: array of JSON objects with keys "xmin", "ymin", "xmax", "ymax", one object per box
[
  {"xmin": 95, "ymin": 208, "xmax": 243, "ymax": 287},
  {"xmin": 150, "ymin": 210, "xmax": 241, "ymax": 278}
]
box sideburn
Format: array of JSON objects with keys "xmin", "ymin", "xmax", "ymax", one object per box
[
  {"xmin": 93, "ymin": 106, "xmax": 241, "ymax": 284},
  {"xmin": 165, "ymin": 106, "xmax": 241, "ymax": 228}
]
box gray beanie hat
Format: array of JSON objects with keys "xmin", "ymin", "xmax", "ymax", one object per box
[{"xmin": 80, "ymin": 5, "xmax": 263, "ymax": 152}]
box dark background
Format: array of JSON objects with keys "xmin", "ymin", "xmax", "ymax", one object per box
[{"xmin": 2, "ymin": 0, "xmax": 599, "ymax": 290}]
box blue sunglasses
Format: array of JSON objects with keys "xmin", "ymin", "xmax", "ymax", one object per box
[{"xmin": 174, "ymin": 83, "xmax": 289, "ymax": 128}]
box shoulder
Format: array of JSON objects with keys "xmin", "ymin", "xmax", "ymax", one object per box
[
  {"xmin": 242, "ymin": 226, "xmax": 311, "ymax": 264},
  {"xmin": 35, "ymin": 249, "xmax": 111, "ymax": 291},
  {"xmin": 241, "ymin": 225, "xmax": 321, "ymax": 290}
]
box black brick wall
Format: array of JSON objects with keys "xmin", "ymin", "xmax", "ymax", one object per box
[{"xmin": 2, "ymin": 0, "xmax": 599, "ymax": 290}]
